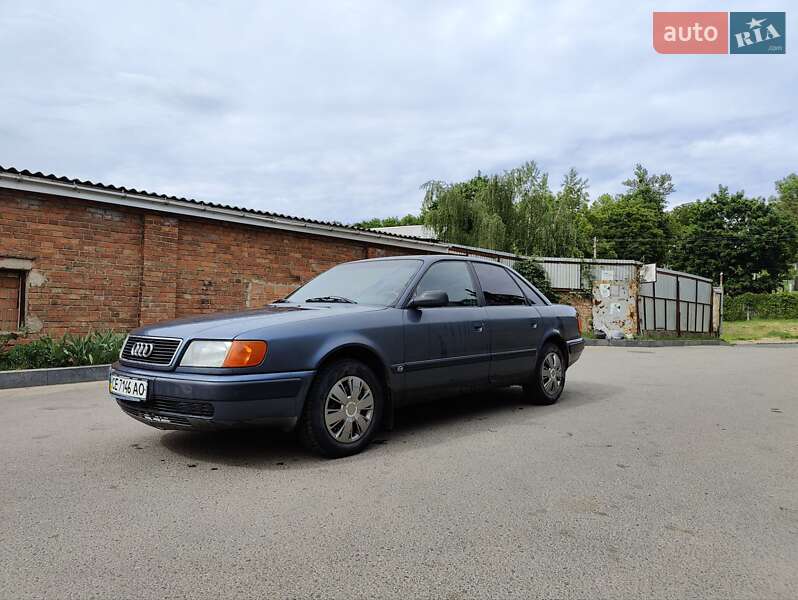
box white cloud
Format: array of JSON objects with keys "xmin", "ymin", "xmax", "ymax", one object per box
[{"xmin": 0, "ymin": 0, "xmax": 795, "ymax": 222}]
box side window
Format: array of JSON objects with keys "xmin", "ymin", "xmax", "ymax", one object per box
[
  {"xmin": 473, "ymin": 263, "xmax": 527, "ymax": 306},
  {"xmin": 511, "ymin": 273, "xmax": 547, "ymax": 305},
  {"xmin": 413, "ymin": 261, "xmax": 478, "ymax": 307}
]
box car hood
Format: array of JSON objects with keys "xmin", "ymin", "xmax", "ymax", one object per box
[{"xmin": 131, "ymin": 304, "xmax": 385, "ymax": 340}]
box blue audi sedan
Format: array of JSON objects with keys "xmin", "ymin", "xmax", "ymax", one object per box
[{"xmin": 110, "ymin": 255, "xmax": 584, "ymax": 457}]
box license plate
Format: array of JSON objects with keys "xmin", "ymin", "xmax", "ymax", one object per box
[{"xmin": 109, "ymin": 375, "xmax": 148, "ymax": 401}]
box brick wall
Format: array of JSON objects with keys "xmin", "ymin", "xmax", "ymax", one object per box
[
  {"xmin": 557, "ymin": 291, "xmax": 593, "ymax": 332},
  {"xmin": 140, "ymin": 214, "xmax": 179, "ymax": 324},
  {"xmin": 0, "ymin": 189, "xmax": 143, "ymax": 337},
  {"xmin": 174, "ymin": 217, "xmax": 371, "ymax": 316},
  {"xmin": 0, "ymin": 188, "xmax": 423, "ymax": 338}
]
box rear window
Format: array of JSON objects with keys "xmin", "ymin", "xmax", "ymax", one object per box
[
  {"xmin": 511, "ymin": 273, "xmax": 548, "ymax": 305},
  {"xmin": 472, "ymin": 263, "xmax": 527, "ymax": 306}
]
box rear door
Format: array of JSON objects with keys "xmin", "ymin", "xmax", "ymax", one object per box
[
  {"xmin": 472, "ymin": 262, "xmax": 543, "ymax": 385},
  {"xmin": 402, "ymin": 260, "xmax": 490, "ymax": 394}
]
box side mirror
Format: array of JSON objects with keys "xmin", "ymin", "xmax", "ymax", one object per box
[{"xmin": 409, "ymin": 290, "xmax": 449, "ymax": 308}]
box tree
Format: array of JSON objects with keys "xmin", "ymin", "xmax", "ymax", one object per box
[
  {"xmin": 353, "ymin": 214, "xmax": 423, "ymax": 229},
  {"xmin": 669, "ymin": 186, "xmax": 798, "ymax": 294},
  {"xmin": 421, "ymin": 162, "xmax": 591, "ymax": 256},
  {"xmin": 773, "ymin": 173, "xmax": 798, "ymax": 225},
  {"xmin": 587, "ymin": 165, "xmax": 673, "ymax": 263},
  {"xmin": 421, "ymin": 173, "xmax": 502, "ymax": 249},
  {"xmin": 514, "ymin": 258, "xmax": 558, "ymax": 302},
  {"xmin": 512, "ymin": 165, "xmax": 591, "ymax": 257},
  {"xmin": 622, "ymin": 163, "xmax": 674, "ymax": 210}
]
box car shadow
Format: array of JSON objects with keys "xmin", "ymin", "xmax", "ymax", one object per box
[
  {"xmin": 390, "ymin": 380, "xmax": 617, "ymax": 439},
  {"xmin": 158, "ymin": 380, "xmax": 620, "ymax": 470}
]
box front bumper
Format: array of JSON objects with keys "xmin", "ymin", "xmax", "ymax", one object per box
[
  {"xmin": 566, "ymin": 338, "xmax": 585, "ymax": 367},
  {"xmin": 109, "ymin": 363, "xmax": 315, "ymax": 431}
]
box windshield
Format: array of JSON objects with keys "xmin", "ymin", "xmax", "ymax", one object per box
[{"xmin": 285, "ymin": 259, "xmax": 423, "ymax": 306}]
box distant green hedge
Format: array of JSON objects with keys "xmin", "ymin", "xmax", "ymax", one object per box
[
  {"xmin": 723, "ymin": 292, "xmax": 798, "ymax": 321},
  {"xmin": 0, "ymin": 331, "xmax": 125, "ymax": 371}
]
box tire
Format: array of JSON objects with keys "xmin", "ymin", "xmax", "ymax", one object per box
[
  {"xmin": 523, "ymin": 342, "xmax": 566, "ymax": 405},
  {"xmin": 298, "ymin": 359, "xmax": 383, "ymax": 458}
]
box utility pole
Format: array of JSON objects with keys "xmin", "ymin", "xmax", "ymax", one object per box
[{"xmin": 592, "ymin": 236, "xmax": 597, "ymax": 259}]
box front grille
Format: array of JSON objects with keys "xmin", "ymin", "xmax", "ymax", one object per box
[
  {"xmin": 149, "ymin": 396, "xmax": 214, "ymax": 417},
  {"xmin": 121, "ymin": 336, "xmax": 181, "ymax": 366},
  {"xmin": 119, "ymin": 397, "xmax": 214, "ymax": 418}
]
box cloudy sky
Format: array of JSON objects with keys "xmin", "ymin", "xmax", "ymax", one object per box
[{"xmin": 1, "ymin": 1, "xmax": 795, "ymax": 223}]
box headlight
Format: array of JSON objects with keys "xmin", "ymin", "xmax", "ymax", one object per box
[{"xmin": 180, "ymin": 340, "xmax": 267, "ymax": 368}]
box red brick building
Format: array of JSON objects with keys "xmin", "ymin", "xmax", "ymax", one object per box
[{"xmin": 0, "ymin": 167, "xmax": 455, "ymax": 340}]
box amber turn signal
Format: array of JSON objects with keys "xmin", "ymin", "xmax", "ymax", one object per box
[{"xmin": 222, "ymin": 340, "xmax": 268, "ymax": 367}]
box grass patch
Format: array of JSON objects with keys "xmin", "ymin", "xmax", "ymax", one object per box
[{"xmin": 721, "ymin": 319, "xmax": 798, "ymax": 342}]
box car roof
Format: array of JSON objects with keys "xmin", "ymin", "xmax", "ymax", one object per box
[{"xmin": 350, "ymin": 254, "xmax": 514, "ymax": 266}]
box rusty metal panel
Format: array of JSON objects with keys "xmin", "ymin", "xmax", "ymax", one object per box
[{"xmin": 591, "ymin": 267, "xmax": 638, "ymax": 336}]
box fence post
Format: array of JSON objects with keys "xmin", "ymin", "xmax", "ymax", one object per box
[
  {"xmin": 709, "ymin": 281, "xmax": 715, "ymax": 336},
  {"xmin": 676, "ymin": 276, "xmax": 681, "ymax": 337},
  {"xmin": 719, "ymin": 272, "xmax": 724, "ymax": 337}
]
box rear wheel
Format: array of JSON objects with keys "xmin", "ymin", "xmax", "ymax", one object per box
[
  {"xmin": 523, "ymin": 342, "xmax": 566, "ymax": 405},
  {"xmin": 298, "ymin": 359, "xmax": 383, "ymax": 458}
]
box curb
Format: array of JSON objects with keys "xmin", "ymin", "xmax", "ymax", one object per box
[
  {"xmin": 0, "ymin": 364, "xmax": 110, "ymax": 390},
  {"xmin": 728, "ymin": 341, "xmax": 798, "ymax": 347},
  {"xmin": 585, "ymin": 339, "xmax": 729, "ymax": 348}
]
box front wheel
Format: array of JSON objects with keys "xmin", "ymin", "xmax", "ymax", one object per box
[
  {"xmin": 523, "ymin": 343, "xmax": 566, "ymax": 405},
  {"xmin": 298, "ymin": 359, "xmax": 383, "ymax": 458}
]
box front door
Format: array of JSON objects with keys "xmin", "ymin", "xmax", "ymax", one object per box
[{"xmin": 402, "ymin": 261, "xmax": 490, "ymax": 395}]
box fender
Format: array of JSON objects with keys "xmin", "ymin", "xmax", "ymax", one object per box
[
  {"xmin": 311, "ymin": 334, "xmax": 392, "ymax": 372},
  {"xmin": 539, "ymin": 326, "xmax": 568, "ymax": 365},
  {"xmin": 309, "ymin": 335, "xmax": 398, "ymax": 430}
]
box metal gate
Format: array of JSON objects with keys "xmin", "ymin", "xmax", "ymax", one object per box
[{"xmin": 638, "ymin": 268, "xmax": 717, "ymax": 335}]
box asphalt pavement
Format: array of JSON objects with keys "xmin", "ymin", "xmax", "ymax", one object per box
[{"xmin": 1, "ymin": 345, "xmax": 797, "ymax": 599}]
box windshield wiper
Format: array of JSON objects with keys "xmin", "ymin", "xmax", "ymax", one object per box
[{"xmin": 304, "ymin": 296, "xmax": 357, "ymax": 304}]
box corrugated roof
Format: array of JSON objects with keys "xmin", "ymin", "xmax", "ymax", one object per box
[
  {"xmin": 0, "ymin": 165, "xmax": 433, "ymax": 243},
  {"xmin": 370, "ymin": 225, "xmax": 437, "ymax": 240}
]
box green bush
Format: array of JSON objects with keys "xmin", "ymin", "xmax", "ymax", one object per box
[
  {"xmin": 724, "ymin": 292, "xmax": 798, "ymax": 321},
  {"xmin": 0, "ymin": 331, "xmax": 126, "ymax": 371},
  {"xmin": 514, "ymin": 259, "xmax": 559, "ymax": 303}
]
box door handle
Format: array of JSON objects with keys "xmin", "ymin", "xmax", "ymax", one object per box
[
  {"xmin": 473, "ymin": 321, "xmax": 484, "ymax": 332},
  {"xmin": 530, "ymin": 320, "xmax": 538, "ymax": 328}
]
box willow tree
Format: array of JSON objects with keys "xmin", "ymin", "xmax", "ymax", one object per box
[
  {"xmin": 421, "ymin": 161, "xmax": 590, "ymax": 257},
  {"xmin": 512, "ymin": 165, "xmax": 590, "ymax": 257},
  {"xmin": 421, "ymin": 173, "xmax": 514, "ymax": 251}
]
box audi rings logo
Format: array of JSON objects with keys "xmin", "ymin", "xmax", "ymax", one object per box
[{"xmin": 130, "ymin": 342, "xmax": 154, "ymax": 358}]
